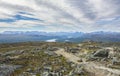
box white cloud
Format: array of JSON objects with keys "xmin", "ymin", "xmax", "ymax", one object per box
[
  {"xmin": 0, "ymin": 0, "xmax": 120, "ymax": 32},
  {"xmin": 88, "ymin": 0, "xmax": 116, "ymax": 19}
]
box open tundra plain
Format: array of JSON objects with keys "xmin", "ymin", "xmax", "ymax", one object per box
[{"xmin": 0, "ymin": 41, "xmax": 120, "ymax": 76}]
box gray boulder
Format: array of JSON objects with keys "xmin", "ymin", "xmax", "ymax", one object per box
[
  {"xmin": 93, "ymin": 49, "xmax": 109, "ymax": 58},
  {"xmin": 0, "ymin": 64, "xmax": 22, "ymax": 76}
]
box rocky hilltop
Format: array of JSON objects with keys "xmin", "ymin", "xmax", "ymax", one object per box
[{"xmin": 0, "ymin": 41, "xmax": 120, "ymax": 76}]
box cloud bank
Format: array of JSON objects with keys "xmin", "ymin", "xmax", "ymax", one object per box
[{"xmin": 0, "ymin": 0, "xmax": 120, "ymax": 32}]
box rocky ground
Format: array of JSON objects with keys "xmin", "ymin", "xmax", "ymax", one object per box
[{"xmin": 0, "ymin": 41, "xmax": 120, "ymax": 76}]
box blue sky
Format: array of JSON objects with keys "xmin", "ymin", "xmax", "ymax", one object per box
[{"xmin": 0, "ymin": 0, "xmax": 120, "ymax": 32}]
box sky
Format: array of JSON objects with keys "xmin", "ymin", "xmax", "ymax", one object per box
[{"xmin": 0, "ymin": 0, "xmax": 120, "ymax": 32}]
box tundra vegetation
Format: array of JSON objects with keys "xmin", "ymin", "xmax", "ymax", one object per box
[{"xmin": 0, "ymin": 41, "xmax": 120, "ymax": 76}]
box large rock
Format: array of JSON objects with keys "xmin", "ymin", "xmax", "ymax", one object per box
[
  {"xmin": 44, "ymin": 51, "xmax": 57, "ymax": 56},
  {"xmin": 112, "ymin": 57, "xmax": 120, "ymax": 65},
  {"xmin": 93, "ymin": 49, "xmax": 109, "ymax": 58},
  {"xmin": 3, "ymin": 50, "xmax": 24, "ymax": 56},
  {"xmin": 0, "ymin": 64, "xmax": 22, "ymax": 76}
]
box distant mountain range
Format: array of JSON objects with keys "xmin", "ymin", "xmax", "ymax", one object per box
[{"xmin": 0, "ymin": 31, "xmax": 120, "ymax": 43}]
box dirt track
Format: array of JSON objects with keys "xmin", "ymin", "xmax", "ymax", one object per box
[{"xmin": 55, "ymin": 48, "xmax": 120, "ymax": 76}]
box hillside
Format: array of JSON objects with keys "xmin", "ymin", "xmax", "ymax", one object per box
[{"xmin": 0, "ymin": 41, "xmax": 120, "ymax": 76}]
